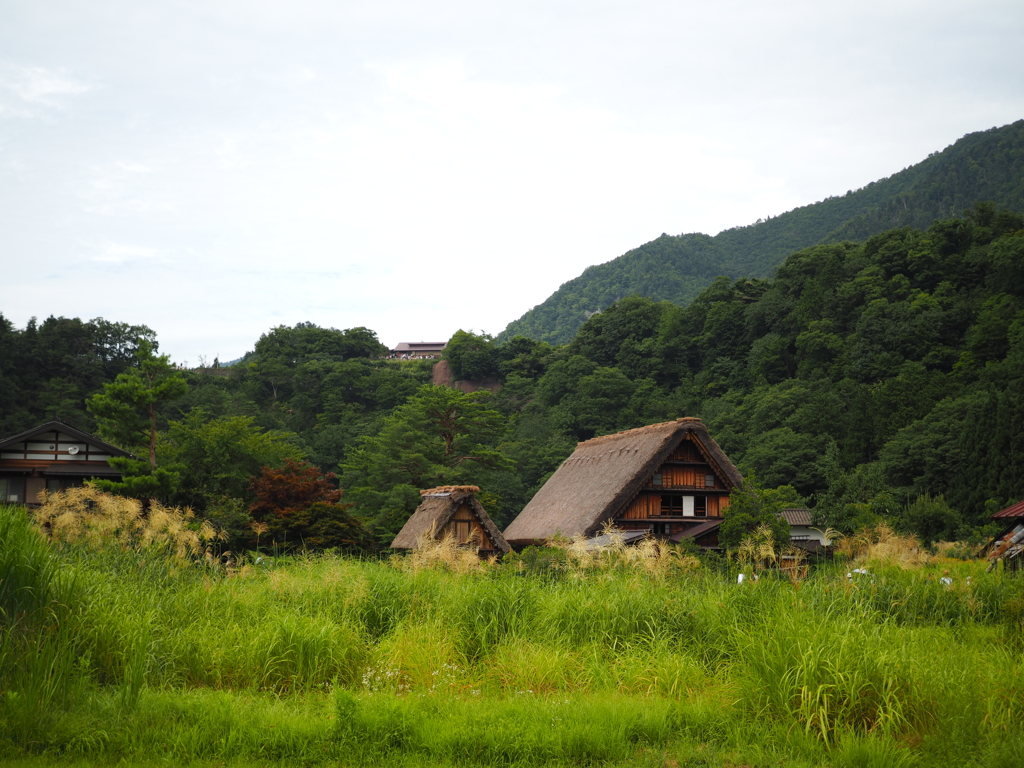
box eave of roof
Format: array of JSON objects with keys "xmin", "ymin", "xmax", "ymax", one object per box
[
  {"xmin": 0, "ymin": 421, "xmax": 131, "ymax": 458},
  {"xmin": 583, "ymin": 530, "xmax": 650, "ymax": 549},
  {"xmin": 778, "ymin": 508, "xmax": 813, "ymax": 526},
  {"xmin": 993, "ymin": 499, "xmax": 1024, "ymax": 518},
  {"xmin": 671, "ymin": 519, "xmax": 722, "ymax": 540}
]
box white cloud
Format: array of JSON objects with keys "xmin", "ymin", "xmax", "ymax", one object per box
[
  {"xmin": 0, "ymin": 64, "xmax": 90, "ymax": 116},
  {"xmin": 87, "ymin": 241, "xmax": 163, "ymax": 264}
]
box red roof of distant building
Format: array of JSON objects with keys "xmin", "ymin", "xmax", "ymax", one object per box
[{"xmin": 993, "ymin": 499, "xmax": 1024, "ymax": 518}]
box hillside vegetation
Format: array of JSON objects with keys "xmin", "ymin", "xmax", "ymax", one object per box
[
  {"xmin": 3, "ymin": 206, "xmax": 1024, "ymax": 549},
  {"xmin": 499, "ymin": 120, "xmax": 1024, "ymax": 344}
]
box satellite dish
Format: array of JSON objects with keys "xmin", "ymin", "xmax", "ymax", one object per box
[{"xmin": 68, "ymin": 446, "xmax": 80, "ymax": 455}]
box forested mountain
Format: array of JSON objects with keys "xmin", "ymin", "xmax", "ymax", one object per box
[
  {"xmin": 0, "ymin": 315, "xmax": 158, "ymax": 436},
  {"xmin": 499, "ymin": 120, "xmax": 1024, "ymax": 345}
]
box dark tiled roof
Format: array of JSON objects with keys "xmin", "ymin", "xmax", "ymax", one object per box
[
  {"xmin": 671, "ymin": 519, "xmax": 722, "ymax": 540},
  {"xmin": 0, "ymin": 420, "xmax": 130, "ymax": 458},
  {"xmin": 779, "ymin": 508, "xmax": 813, "ymax": 526}
]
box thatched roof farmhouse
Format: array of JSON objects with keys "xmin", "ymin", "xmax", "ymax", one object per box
[
  {"xmin": 503, "ymin": 417, "xmax": 743, "ymax": 549},
  {"xmin": 390, "ymin": 485, "xmax": 511, "ymax": 556}
]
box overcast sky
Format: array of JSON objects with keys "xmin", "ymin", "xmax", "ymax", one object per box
[{"xmin": 2, "ymin": 1, "xmax": 1022, "ymax": 364}]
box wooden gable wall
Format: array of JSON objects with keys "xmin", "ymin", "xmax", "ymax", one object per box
[
  {"xmin": 439, "ymin": 502, "xmax": 496, "ymax": 550},
  {"xmin": 616, "ymin": 434, "xmax": 733, "ymax": 533}
]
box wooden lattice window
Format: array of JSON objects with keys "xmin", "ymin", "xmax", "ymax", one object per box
[{"xmin": 660, "ymin": 495, "xmax": 684, "ymax": 515}]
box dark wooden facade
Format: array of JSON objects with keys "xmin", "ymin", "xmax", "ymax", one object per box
[{"xmin": 446, "ymin": 500, "xmax": 500, "ymax": 550}]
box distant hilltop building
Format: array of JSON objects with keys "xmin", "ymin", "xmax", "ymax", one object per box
[{"xmin": 389, "ymin": 341, "xmax": 446, "ymax": 359}]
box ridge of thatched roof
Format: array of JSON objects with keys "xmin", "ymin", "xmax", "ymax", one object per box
[
  {"xmin": 391, "ymin": 486, "xmax": 510, "ymax": 553},
  {"xmin": 503, "ymin": 417, "xmax": 742, "ymax": 547},
  {"xmin": 420, "ymin": 485, "xmax": 480, "ymax": 496}
]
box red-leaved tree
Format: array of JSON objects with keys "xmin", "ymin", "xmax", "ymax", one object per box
[{"xmin": 250, "ymin": 460, "xmax": 370, "ymax": 551}]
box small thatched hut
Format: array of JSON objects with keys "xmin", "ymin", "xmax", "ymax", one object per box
[
  {"xmin": 503, "ymin": 417, "xmax": 743, "ymax": 549},
  {"xmin": 390, "ymin": 485, "xmax": 511, "ymax": 556}
]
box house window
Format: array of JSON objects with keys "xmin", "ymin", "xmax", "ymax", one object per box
[
  {"xmin": 0, "ymin": 477, "xmax": 24, "ymax": 503},
  {"xmin": 660, "ymin": 495, "xmax": 684, "ymax": 515},
  {"xmin": 704, "ymin": 475, "xmax": 715, "ymax": 488},
  {"xmin": 652, "ymin": 473, "xmax": 662, "ymax": 486},
  {"xmin": 650, "ymin": 522, "xmax": 670, "ymax": 535},
  {"xmin": 695, "ymin": 496, "xmax": 707, "ymax": 517}
]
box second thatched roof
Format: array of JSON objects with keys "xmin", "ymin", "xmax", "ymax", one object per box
[
  {"xmin": 390, "ymin": 485, "xmax": 511, "ymax": 553},
  {"xmin": 503, "ymin": 417, "xmax": 742, "ymax": 548}
]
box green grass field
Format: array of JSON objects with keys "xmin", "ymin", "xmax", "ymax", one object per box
[{"xmin": 2, "ymin": 501, "xmax": 1023, "ymax": 767}]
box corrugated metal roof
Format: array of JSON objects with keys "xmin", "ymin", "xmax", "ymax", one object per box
[
  {"xmin": 583, "ymin": 530, "xmax": 649, "ymax": 550},
  {"xmin": 993, "ymin": 499, "xmax": 1024, "ymax": 518},
  {"xmin": 392, "ymin": 342, "xmax": 446, "ymax": 352}
]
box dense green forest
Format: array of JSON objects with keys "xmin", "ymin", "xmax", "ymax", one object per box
[
  {"xmin": 500, "ymin": 119, "xmax": 1024, "ymax": 345},
  {"xmin": 2, "ymin": 205, "xmax": 1023, "ymax": 549}
]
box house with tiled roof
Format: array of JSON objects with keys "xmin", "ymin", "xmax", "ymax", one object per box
[{"xmin": 0, "ymin": 421, "xmax": 129, "ymax": 505}]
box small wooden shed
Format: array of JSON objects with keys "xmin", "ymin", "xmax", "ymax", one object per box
[
  {"xmin": 988, "ymin": 499, "xmax": 1024, "ymax": 572},
  {"xmin": 390, "ymin": 485, "xmax": 511, "ymax": 556}
]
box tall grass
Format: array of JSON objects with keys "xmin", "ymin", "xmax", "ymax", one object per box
[
  {"xmin": 4, "ymin": 496, "xmax": 1024, "ymax": 765},
  {"xmin": 0, "ymin": 504, "xmax": 89, "ymax": 746}
]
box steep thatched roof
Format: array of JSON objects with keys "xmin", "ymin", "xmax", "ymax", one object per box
[
  {"xmin": 503, "ymin": 417, "xmax": 742, "ymax": 547},
  {"xmin": 390, "ymin": 485, "xmax": 510, "ymax": 553}
]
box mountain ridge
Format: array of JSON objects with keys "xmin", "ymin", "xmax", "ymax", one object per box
[{"xmin": 498, "ymin": 120, "xmax": 1024, "ymax": 345}]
